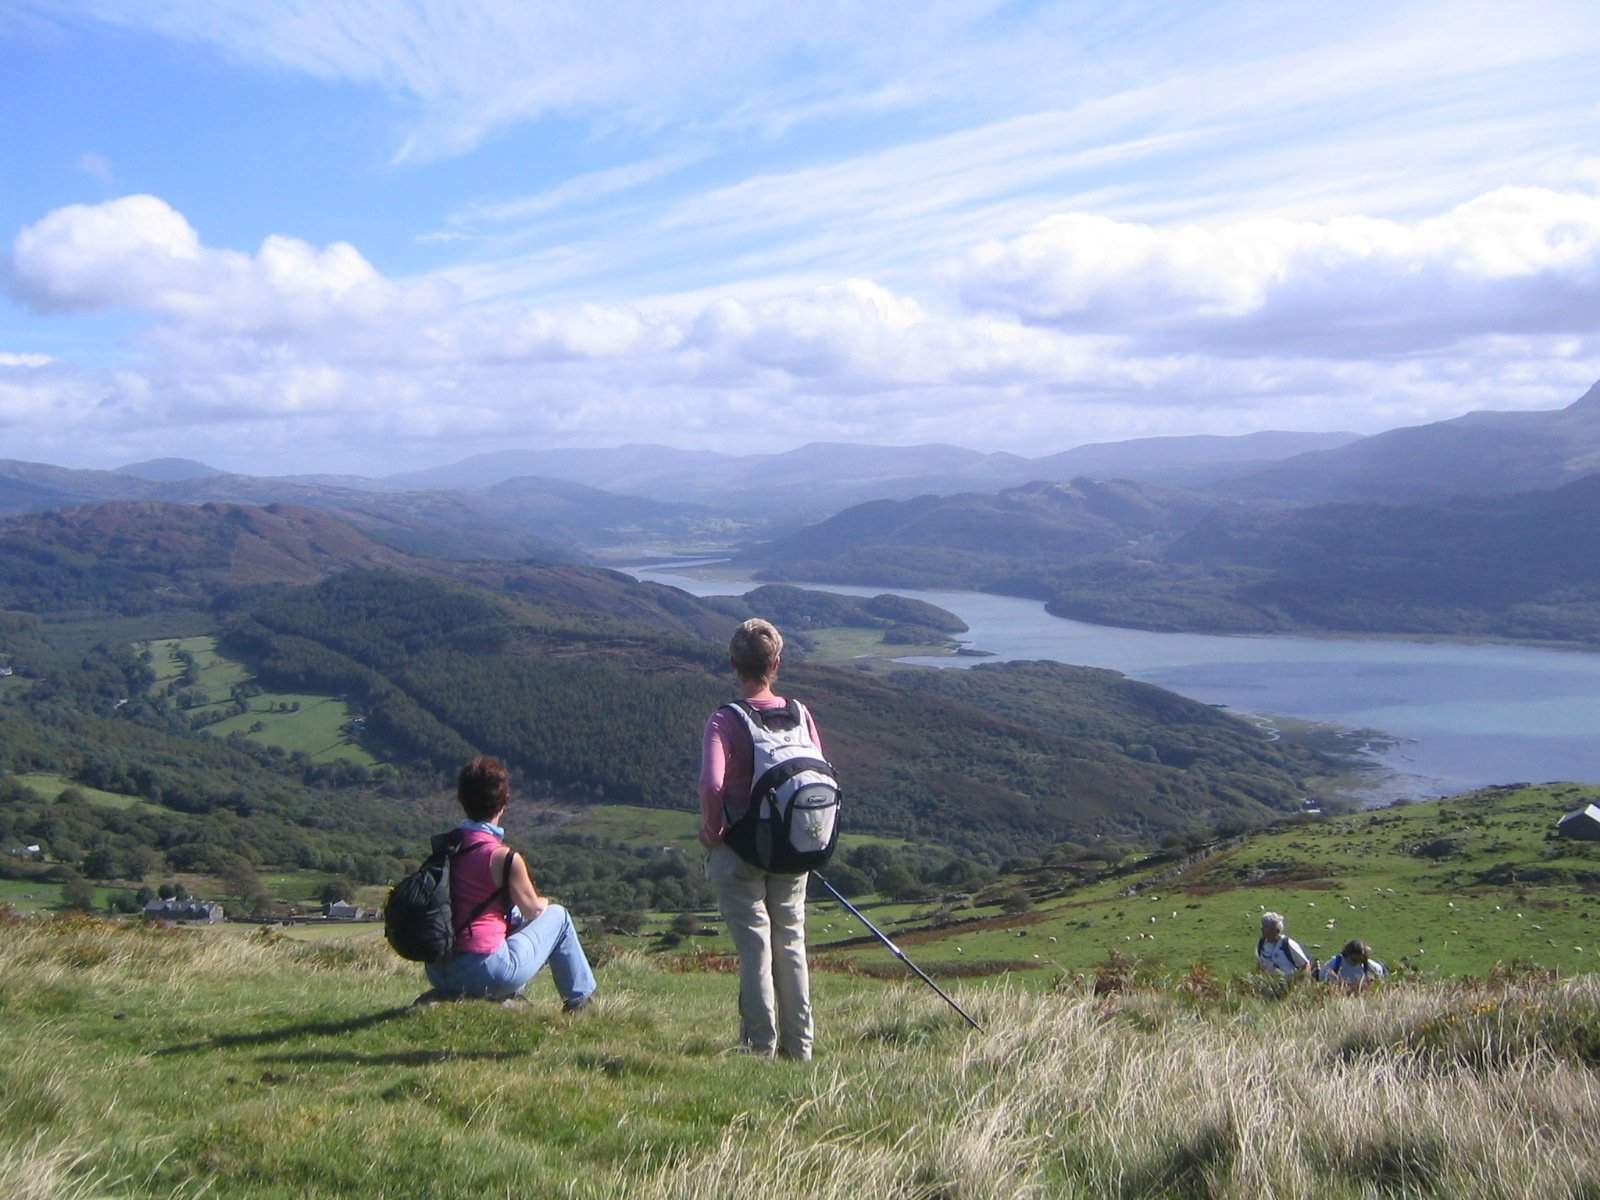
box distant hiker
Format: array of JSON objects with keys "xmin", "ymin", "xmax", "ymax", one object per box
[
  {"xmin": 416, "ymin": 756, "xmax": 597, "ymax": 1009},
  {"xmin": 699, "ymin": 618, "xmax": 826, "ymax": 1061},
  {"xmin": 1317, "ymin": 939, "xmax": 1386, "ymax": 990},
  {"xmin": 1256, "ymin": 911, "xmax": 1311, "ymax": 978}
]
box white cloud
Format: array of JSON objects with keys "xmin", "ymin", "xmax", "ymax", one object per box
[
  {"xmin": 5, "ymin": 190, "xmax": 1599, "ymax": 474},
  {"xmin": 955, "ymin": 188, "xmax": 1600, "ymax": 356},
  {"xmin": 8, "ymin": 194, "xmax": 449, "ymax": 333},
  {"xmin": 0, "ymin": 352, "xmax": 55, "ymax": 368}
]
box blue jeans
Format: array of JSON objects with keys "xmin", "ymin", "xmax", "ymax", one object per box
[{"xmin": 425, "ymin": 904, "xmax": 596, "ymax": 1004}]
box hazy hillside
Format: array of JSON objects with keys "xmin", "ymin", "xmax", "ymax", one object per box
[
  {"xmin": 1047, "ymin": 473, "xmax": 1600, "ymax": 639},
  {"xmin": 739, "ymin": 478, "xmax": 1219, "ymax": 590},
  {"xmin": 382, "ymin": 430, "xmax": 1362, "ymax": 516},
  {"xmin": 113, "ymin": 457, "xmax": 226, "ymax": 482},
  {"xmin": 1220, "ymin": 378, "xmax": 1600, "ymax": 504},
  {"xmin": 0, "ymin": 501, "xmax": 432, "ymax": 617},
  {"xmin": 1033, "ymin": 429, "xmax": 1360, "ymax": 488},
  {"xmin": 736, "ymin": 453, "xmax": 1600, "ymax": 642}
]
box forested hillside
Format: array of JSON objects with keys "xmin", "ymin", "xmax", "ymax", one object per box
[
  {"xmin": 1, "ymin": 499, "xmax": 1328, "ymax": 911},
  {"xmin": 219, "ymin": 569, "xmax": 1320, "ymax": 854}
]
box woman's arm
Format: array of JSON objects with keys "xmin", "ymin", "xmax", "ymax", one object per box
[
  {"xmin": 501, "ymin": 848, "xmax": 548, "ymax": 919},
  {"xmin": 698, "ymin": 713, "xmax": 728, "ymax": 848}
]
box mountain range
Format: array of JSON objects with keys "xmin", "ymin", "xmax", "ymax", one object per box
[
  {"xmin": 1220, "ymin": 380, "xmax": 1600, "ymax": 504},
  {"xmin": 6, "ymin": 378, "xmax": 1600, "ymax": 644}
]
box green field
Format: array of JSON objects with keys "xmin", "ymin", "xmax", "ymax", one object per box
[
  {"xmin": 13, "ymin": 772, "xmax": 160, "ymax": 813},
  {"xmin": 0, "ymin": 878, "xmax": 123, "ymax": 914},
  {"xmin": 558, "ymin": 804, "xmax": 702, "ymax": 853},
  {"xmin": 802, "ymin": 627, "xmax": 956, "ymax": 662},
  {"xmin": 137, "ymin": 635, "xmax": 376, "ymax": 767},
  {"xmin": 143, "ymin": 634, "xmax": 251, "ymax": 695}
]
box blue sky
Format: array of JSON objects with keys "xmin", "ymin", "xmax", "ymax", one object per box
[{"xmin": 3, "ymin": 1, "xmax": 1599, "ymax": 476}]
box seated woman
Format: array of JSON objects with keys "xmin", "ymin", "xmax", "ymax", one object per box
[{"xmin": 421, "ymin": 756, "xmax": 597, "ymax": 1009}]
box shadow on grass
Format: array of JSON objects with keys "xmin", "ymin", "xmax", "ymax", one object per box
[
  {"xmin": 1121, "ymin": 1121, "xmax": 1234, "ymax": 1200},
  {"xmin": 255, "ymin": 1048, "xmax": 529, "ymax": 1067},
  {"xmin": 153, "ymin": 1005, "xmax": 416, "ymax": 1056}
]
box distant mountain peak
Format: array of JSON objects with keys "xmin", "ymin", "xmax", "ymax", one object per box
[
  {"xmin": 114, "ymin": 457, "xmax": 225, "ymax": 482},
  {"xmin": 1568, "ymin": 379, "xmax": 1600, "ymax": 413}
]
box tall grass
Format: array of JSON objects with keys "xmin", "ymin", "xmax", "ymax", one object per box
[{"xmin": 1, "ymin": 913, "xmax": 1597, "ymax": 1198}]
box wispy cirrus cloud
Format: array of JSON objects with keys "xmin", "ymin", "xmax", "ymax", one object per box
[
  {"xmin": 444, "ymin": 149, "xmax": 710, "ymax": 232},
  {"xmin": 27, "ymin": 0, "xmax": 1015, "ymax": 162}
]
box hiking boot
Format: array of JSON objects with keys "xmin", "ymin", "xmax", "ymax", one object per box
[
  {"xmin": 411, "ymin": 988, "xmax": 449, "ymax": 1007},
  {"xmin": 562, "ymin": 991, "xmax": 595, "ymax": 1013},
  {"xmin": 500, "ymin": 992, "xmax": 531, "ymax": 1010}
]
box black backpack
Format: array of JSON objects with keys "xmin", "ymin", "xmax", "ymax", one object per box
[
  {"xmin": 384, "ymin": 830, "xmax": 515, "ymax": 963},
  {"xmin": 720, "ymin": 698, "xmax": 840, "ymax": 874}
]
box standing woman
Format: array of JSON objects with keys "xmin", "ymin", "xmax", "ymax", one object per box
[
  {"xmin": 699, "ymin": 618, "xmax": 820, "ymax": 1061},
  {"xmin": 422, "ymin": 756, "xmax": 598, "ymax": 1009}
]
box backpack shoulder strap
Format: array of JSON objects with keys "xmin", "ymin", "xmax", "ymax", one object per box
[
  {"xmin": 454, "ymin": 845, "xmax": 517, "ymax": 937},
  {"xmin": 725, "ymin": 698, "xmax": 801, "ymax": 732}
]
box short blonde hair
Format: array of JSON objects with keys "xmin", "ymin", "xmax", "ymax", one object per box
[{"xmin": 730, "ymin": 618, "xmax": 783, "ymax": 683}]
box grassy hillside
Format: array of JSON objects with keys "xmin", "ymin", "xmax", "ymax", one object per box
[
  {"xmin": 837, "ymin": 783, "xmax": 1600, "ymax": 982},
  {"xmin": 2, "ymin": 910, "xmax": 1597, "ymax": 1199}
]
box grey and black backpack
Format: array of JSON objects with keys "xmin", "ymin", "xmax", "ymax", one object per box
[{"xmin": 720, "ymin": 698, "xmax": 840, "ymax": 874}]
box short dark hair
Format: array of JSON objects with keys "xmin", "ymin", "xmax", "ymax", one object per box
[{"xmin": 457, "ymin": 756, "xmax": 511, "ymax": 821}]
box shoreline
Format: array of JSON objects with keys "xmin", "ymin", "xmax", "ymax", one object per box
[{"xmin": 623, "ymin": 553, "xmax": 1600, "ymax": 657}]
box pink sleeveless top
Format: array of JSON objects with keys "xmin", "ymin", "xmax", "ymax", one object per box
[{"xmin": 451, "ymin": 830, "xmax": 511, "ymax": 954}]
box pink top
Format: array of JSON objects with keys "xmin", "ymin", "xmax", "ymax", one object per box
[
  {"xmin": 698, "ymin": 696, "xmax": 823, "ymax": 846},
  {"xmin": 451, "ymin": 830, "xmax": 511, "ymax": 954}
]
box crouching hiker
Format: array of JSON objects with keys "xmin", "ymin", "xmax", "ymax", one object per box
[
  {"xmin": 1317, "ymin": 939, "xmax": 1386, "ymax": 991},
  {"xmin": 699, "ymin": 618, "xmax": 838, "ymax": 1062},
  {"xmin": 1256, "ymin": 911, "xmax": 1311, "ymax": 979},
  {"xmin": 415, "ymin": 756, "xmax": 597, "ymax": 1010}
]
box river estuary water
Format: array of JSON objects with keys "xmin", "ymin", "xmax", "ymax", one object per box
[{"xmin": 625, "ymin": 561, "xmax": 1600, "ymax": 803}]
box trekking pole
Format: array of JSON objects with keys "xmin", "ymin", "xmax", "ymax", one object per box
[{"xmin": 812, "ymin": 873, "xmax": 984, "ymax": 1034}]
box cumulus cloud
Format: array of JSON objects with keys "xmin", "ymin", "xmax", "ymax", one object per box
[
  {"xmin": 954, "ymin": 188, "xmax": 1600, "ymax": 356},
  {"xmin": 5, "ymin": 190, "xmax": 1599, "ymax": 473},
  {"xmin": 7, "ymin": 195, "xmax": 446, "ymax": 333}
]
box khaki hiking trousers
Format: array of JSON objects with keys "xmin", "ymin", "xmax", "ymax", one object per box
[{"xmin": 706, "ymin": 842, "xmax": 813, "ymax": 1060}]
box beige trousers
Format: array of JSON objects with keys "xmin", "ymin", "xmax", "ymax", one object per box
[{"xmin": 706, "ymin": 843, "xmax": 813, "ymax": 1060}]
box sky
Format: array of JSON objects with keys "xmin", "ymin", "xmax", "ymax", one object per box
[{"xmin": 3, "ymin": 1, "xmax": 1600, "ymax": 477}]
